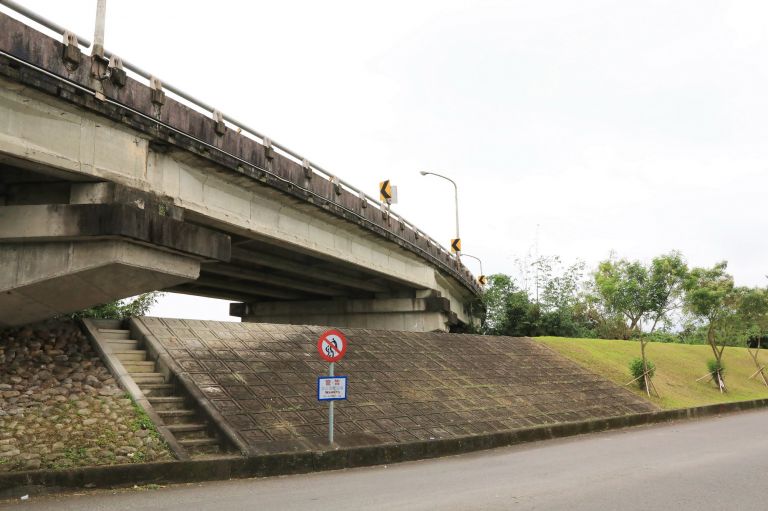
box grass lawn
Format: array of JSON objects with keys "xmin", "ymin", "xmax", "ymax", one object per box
[{"xmin": 536, "ymin": 337, "xmax": 768, "ymax": 410}]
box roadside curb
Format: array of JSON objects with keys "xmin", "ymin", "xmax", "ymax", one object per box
[{"xmin": 3, "ymin": 397, "xmax": 767, "ymax": 498}]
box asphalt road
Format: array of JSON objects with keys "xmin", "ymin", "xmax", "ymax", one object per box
[{"xmin": 4, "ymin": 409, "xmax": 768, "ymax": 510}]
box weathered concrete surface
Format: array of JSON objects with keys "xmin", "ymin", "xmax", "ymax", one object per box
[
  {"xmin": 0, "ymin": 203, "xmax": 230, "ymax": 261},
  {"xmin": 0, "ymin": 397, "xmax": 766, "ymax": 498},
  {"xmin": 233, "ymin": 295, "xmax": 457, "ymax": 332},
  {"xmin": 8, "ymin": 408, "xmax": 768, "ymax": 511},
  {"xmin": 0, "ymin": 184, "xmax": 231, "ymax": 327},
  {"xmin": 0, "ymin": 12, "xmax": 480, "ymax": 331},
  {"xmin": 134, "ymin": 318, "xmax": 655, "ymax": 455},
  {"xmin": 0, "ymin": 241, "xmax": 200, "ymax": 328}
]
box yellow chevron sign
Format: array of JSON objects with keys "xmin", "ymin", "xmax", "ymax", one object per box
[
  {"xmin": 451, "ymin": 238, "xmax": 461, "ymax": 253},
  {"xmin": 379, "ymin": 180, "xmax": 392, "ymax": 202},
  {"xmin": 478, "ymin": 275, "xmax": 487, "ymax": 286}
]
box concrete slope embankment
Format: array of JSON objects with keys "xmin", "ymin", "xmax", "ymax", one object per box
[{"xmin": 134, "ymin": 317, "xmax": 656, "ymax": 454}]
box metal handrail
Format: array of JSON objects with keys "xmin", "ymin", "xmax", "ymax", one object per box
[{"xmin": 0, "ymin": 0, "xmax": 461, "ymax": 265}]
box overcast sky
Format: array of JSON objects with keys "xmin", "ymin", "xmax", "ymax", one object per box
[{"xmin": 5, "ymin": 0, "xmax": 768, "ymax": 321}]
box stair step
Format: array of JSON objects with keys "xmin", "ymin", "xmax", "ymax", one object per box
[
  {"xmin": 190, "ymin": 445, "xmax": 221, "ymax": 456},
  {"xmin": 98, "ymin": 329, "xmax": 131, "ymax": 340},
  {"xmin": 148, "ymin": 396, "xmax": 185, "ymax": 403},
  {"xmin": 157, "ymin": 409, "xmax": 198, "ymax": 425},
  {"xmin": 140, "ymin": 384, "xmax": 176, "ymax": 397},
  {"xmin": 166, "ymin": 423, "xmax": 211, "ymax": 440},
  {"xmin": 166, "ymin": 423, "xmax": 208, "ymax": 433},
  {"xmin": 157, "ymin": 409, "xmax": 196, "ymax": 417},
  {"xmin": 178, "ymin": 438, "xmax": 219, "ymax": 447},
  {"xmin": 92, "ymin": 319, "xmax": 124, "ymax": 330},
  {"xmin": 107, "ymin": 339, "xmax": 140, "ymax": 350},
  {"xmin": 114, "ymin": 350, "xmax": 147, "ymax": 362},
  {"xmin": 148, "ymin": 396, "xmax": 187, "ymax": 410},
  {"xmin": 180, "ymin": 437, "xmax": 222, "ymax": 455},
  {"xmin": 123, "ymin": 361, "xmax": 157, "ymax": 373},
  {"xmin": 132, "ymin": 373, "xmax": 166, "ymax": 384}
]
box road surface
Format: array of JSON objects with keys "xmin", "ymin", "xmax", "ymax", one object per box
[{"xmin": 3, "ymin": 409, "xmax": 768, "ymax": 510}]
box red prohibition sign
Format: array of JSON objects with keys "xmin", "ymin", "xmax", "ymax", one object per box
[{"xmin": 317, "ymin": 329, "xmax": 349, "ymax": 363}]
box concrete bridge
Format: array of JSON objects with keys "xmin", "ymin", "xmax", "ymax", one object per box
[{"xmin": 0, "ymin": 9, "xmax": 481, "ymax": 331}]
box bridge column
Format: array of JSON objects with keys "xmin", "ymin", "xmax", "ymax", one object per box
[{"xmin": 231, "ymin": 293, "xmax": 459, "ymax": 332}]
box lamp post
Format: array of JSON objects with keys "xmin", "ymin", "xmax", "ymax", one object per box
[
  {"xmin": 420, "ymin": 171, "xmax": 460, "ymax": 259},
  {"xmin": 461, "ymin": 253, "xmax": 483, "ymax": 276},
  {"xmin": 92, "ymin": 0, "xmax": 107, "ymax": 57}
]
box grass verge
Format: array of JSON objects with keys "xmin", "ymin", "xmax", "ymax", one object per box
[{"xmin": 536, "ymin": 337, "xmax": 768, "ymax": 409}]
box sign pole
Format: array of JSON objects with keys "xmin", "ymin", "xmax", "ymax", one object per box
[
  {"xmin": 316, "ymin": 329, "xmax": 348, "ymax": 446},
  {"xmin": 328, "ymin": 361, "xmax": 334, "ymax": 444}
]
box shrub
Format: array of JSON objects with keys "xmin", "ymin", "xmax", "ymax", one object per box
[
  {"xmin": 68, "ymin": 292, "xmax": 161, "ymax": 320},
  {"xmin": 629, "ymin": 357, "xmax": 656, "ymax": 390},
  {"xmin": 707, "ymin": 359, "xmax": 725, "ymax": 377},
  {"xmin": 637, "ymin": 331, "xmax": 680, "ymax": 344}
]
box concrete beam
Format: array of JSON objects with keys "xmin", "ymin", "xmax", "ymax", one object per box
[
  {"xmin": 171, "ymin": 285, "xmax": 266, "ymax": 304},
  {"xmin": 0, "ymin": 240, "xmax": 200, "ymax": 327},
  {"xmin": 0, "ymin": 203, "xmax": 230, "ymax": 261},
  {"xmin": 193, "ymin": 276, "xmax": 305, "ymax": 301},
  {"xmin": 230, "ymin": 247, "xmax": 389, "ymax": 293},
  {"xmin": 203, "ymin": 264, "xmax": 349, "ymax": 297},
  {"xmin": 232, "ymin": 296, "xmax": 458, "ymax": 332}
]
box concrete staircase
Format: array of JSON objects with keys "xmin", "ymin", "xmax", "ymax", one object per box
[{"xmin": 87, "ymin": 321, "xmax": 228, "ymax": 458}]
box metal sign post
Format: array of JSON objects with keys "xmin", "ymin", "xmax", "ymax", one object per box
[
  {"xmin": 317, "ymin": 329, "xmax": 349, "ymax": 446},
  {"xmin": 328, "ymin": 361, "xmax": 334, "ymax": 444}
]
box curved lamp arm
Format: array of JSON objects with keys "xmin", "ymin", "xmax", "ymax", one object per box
[{"xmin": 419, "ymin": 171, "xmax": 460, "ymax": 243}]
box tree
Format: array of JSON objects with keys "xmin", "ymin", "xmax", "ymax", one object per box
[
  {"xmin": 481, "ymin": 274, "xmax": 533, "ymax": 335},
  {"xmin": 732, "ymin": 287, "xmax": 768, "ymax": 386},
  {"xmin": 593, "ymin": 258, "xmax": 653, "ymax": 336},
  {"xmin": 647, "ymin": 252, "xmax": 689, "ymax": 332},
  {"xmin": 538, "ymin": 257, "xmax": 586, "ymax": 313},
  {"xmin": 535, "ymin": 257, "xmax": 595, "ymax": 337},
  {"xmin": 683, "ymin": 262, "xmax": 735, "ymax": 392},
  {"xmin": 68, "ymin": 292, "xmax": 161, "ymax": 321}
]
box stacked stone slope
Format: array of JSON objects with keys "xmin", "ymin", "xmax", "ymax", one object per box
[
  {"xmin": 0, "ymin": 321, "xmax": 172, "ymax": 471},
  {"xmin": 137, "ymin": 318, "xmax": 656, "ymax": 454}
]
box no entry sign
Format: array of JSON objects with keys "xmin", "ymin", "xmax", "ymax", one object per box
[{"xmin": 317, "ymin": 329, "xmax": 348, "ymax": 363}]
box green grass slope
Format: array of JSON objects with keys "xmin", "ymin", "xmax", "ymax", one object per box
[{"xmin": 536, "ymin": 337, "xmax": 768, "ymax": 410}]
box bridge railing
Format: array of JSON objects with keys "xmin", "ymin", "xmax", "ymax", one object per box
[{"xmin": 0, "ymin": 0, "xmax": 477, "ymax": 289}]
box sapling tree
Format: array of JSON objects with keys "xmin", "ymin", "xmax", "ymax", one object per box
[
  {"xmin": 684, "ymin": 262, "xmax": 735, "ymax": 392},
  {"xmin": 647, "ymin": 252, "xmax": 689, "ymax": 332},
  {"xmin": 593, "ymin": 258, "xmax": 652, "ymax": 336},
  {"xmin": 734, "ymin": 287, "xmax": 768, "ymax": 386}
]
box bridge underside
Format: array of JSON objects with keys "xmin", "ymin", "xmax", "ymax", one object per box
[
  {"xmin": 0, "ymin": 163, "xmax": 462, "ymax": 331},
  {"xmin": 186, "ymin": 238, "xmax": 458, "ymax": 332},
  {"xmin": 0, "ymin": 12, "xmax": 478, "ymax": 332}
]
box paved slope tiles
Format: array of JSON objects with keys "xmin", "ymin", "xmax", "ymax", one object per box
[{"xmin": 135, "ymin": 318, "xmax": 656, "ymax": 454}]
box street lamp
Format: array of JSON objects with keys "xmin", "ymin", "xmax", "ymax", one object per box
[
  {"xmin": 92, "ymin": 0, "xmax": 107, "ymax": 57},
  {"xmin": 461, "ymin": 253, "xmax": 487, "ymax": 286},
  {"xmin": 420, "ymin": 171, "xmax": 460, "ymax": 259},
  {"xmin": 460, "ymin": 253, "xmax": 483, "ymax": 276}
]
